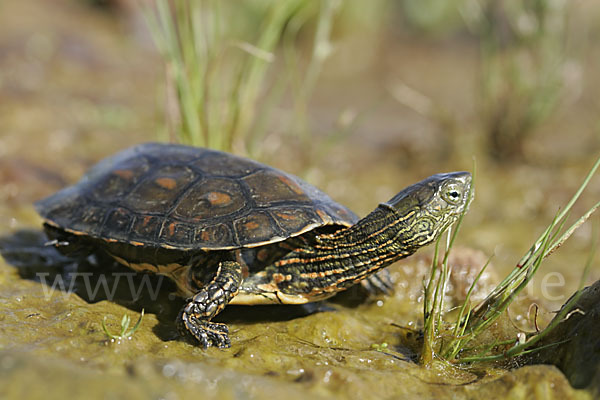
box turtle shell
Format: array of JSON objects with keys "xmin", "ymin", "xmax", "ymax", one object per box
[{"xmin": 36, "ymin": 143, "xmax": 358, "ymax": 250}]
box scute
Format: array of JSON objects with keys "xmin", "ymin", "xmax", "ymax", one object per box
[
  {"xmin": 88, "ymin": 156, "xmax": 151, "ymax": 201},
  {"xmin": 130, "ymin": 215, "xmax": 162, "ymax": 243},
  {"xmin": 243, "ymin": 170, "xmax": 311, "ymax": 206},
  {"xmin": 35, "ymin": 143, "xmax": 358, "ymax": 250},
  {"xmin": 233, "ymin": 211, "xmax": 282, "ymax": 246},
  {"xmin": 123, "ymin": 165, "xmax": 198, "ymax": 213},
  {"xmin": 159, "ymin": 221, "xmax": 196, "ymax": 248},
  {"xmin": 269, "ymin": 207, "xmax": 319, "ymax": 233},
  {"xmin": 173, "ymin": 177, "xmax": 245, "ymax": 221},
  {"xmin": 194, "ymin": 223, "xmax": 235, "ymax": 248},
  {"xmin": 191, "ymin": 151, "xmax": 263, "ymax": 176}
]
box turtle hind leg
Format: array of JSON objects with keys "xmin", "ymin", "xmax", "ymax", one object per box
[
  {"xmin": 360, "ymin": 269, "xmax": 395, "ymax": 296},
  {"xmin": 177, "ymin": 260, "xmax": 243, "ymax": 348}
]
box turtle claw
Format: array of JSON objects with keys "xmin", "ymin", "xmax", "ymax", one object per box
[{"xmin": 177, "ymin": 310, "xmax": 231, "ymax": 348}]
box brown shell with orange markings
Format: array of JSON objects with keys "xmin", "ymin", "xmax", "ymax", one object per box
[{"xmin": 35, "ymin": 143, "xmax": 358, "ymax": 250}]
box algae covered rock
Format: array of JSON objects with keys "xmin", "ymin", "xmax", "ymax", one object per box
[{"xmin": 527, "ymin": 279, "xmax": 600, "ymax": 395}]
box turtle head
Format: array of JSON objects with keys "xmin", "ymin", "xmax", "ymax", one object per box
[{"xmin": 381, "ymin": 171, "xmax": 472, "ymax": 249}]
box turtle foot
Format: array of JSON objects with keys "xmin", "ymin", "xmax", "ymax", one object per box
[
  {"xmin": 176, "ymin": 260, "xmax": 242, "ymax": 348},
  {"xmin": 177, "ymin": 309, "xmax": 231, "ymax": 348}
]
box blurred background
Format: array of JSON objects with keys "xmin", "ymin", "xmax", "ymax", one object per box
[{"xmin": 1, "ymin": 0, "xmax": 599, "ymax": 309}]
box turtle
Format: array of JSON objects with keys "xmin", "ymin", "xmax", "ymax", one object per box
[{"xmin": 35, "ymin": 142, "xmax": 472, "ymax": 348}]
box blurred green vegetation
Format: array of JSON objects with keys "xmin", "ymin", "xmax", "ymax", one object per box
[
  {"xmin": 146, "ymin": 0, "xmax": 583, "ymax": 166},
  {"xmin": 401, "ymin": 0, "xmax": 576, "ymax": 162},
  {"xmin": 145, "ymin": 0, "xmax": 351, "ymax": 163},
  {"xmin": 471, "ymin": 0, "xmax": 570, "ymax": 162}
]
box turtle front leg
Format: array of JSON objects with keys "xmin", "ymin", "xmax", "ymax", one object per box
[{"xmin": 177, "ymin": 260, "xmax": 243, "ymax": 348}]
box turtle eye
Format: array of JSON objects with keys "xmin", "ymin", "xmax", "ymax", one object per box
[{"xmin": 442, "ymin": 183, "xmax": 463, "ymax": 204}]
